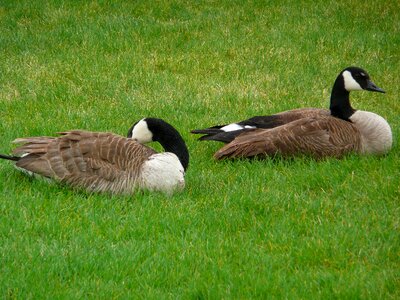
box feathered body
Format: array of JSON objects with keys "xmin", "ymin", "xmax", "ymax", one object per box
[
  {"xmin": 191, "ymin": 108, "xmax": 330, "ymax": 143},
  {"xmin": 1, "ymin": 118, "xmax": 189, "ymax": 195},
  {"xmin": 215, "ymin": 111, "xmax": 392, "ymax": 159},
  {"xmin": 193, "ymin": 67, "xmax": 392, "ymax": 160}
]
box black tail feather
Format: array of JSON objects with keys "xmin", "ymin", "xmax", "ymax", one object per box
[
  {"xmin": 190, "ymin": 126, "xmax": 224, "ymax": 135},
  {"xmin": 196, "ymin": 129, "xmax": 257, "ymax": 143},
  {"xmin": 0, "ymin": 153, "xmax": 20, "ymax": 161},
  {"xmin": 198, "ymin": 134, "xmax": 227, "ymax": 142},
  {"xmin": 190, "ymin": 125, "xmax": 229, "ymax": 142}
]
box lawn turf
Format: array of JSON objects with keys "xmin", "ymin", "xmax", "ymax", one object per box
[{"xmin": 0, "ymin": 0, "xmax": 399, "ymax": 298}]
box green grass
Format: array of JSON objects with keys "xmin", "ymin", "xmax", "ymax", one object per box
[{"xmin": 1, "ymin": 0, "xmax": 399, "ymax": 298}]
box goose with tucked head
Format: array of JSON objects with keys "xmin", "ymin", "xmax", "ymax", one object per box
[
  {"xmin": 0, "ymin": 118, "xmax": 189, "ymax": 195},
  {"xmin": 127, "ymin": 117, "xmax": 189, "ymax": 193}
]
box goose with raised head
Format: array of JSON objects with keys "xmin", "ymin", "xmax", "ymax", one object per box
[
  {"xmin": 0, "ymin": 118, "xmax": 189, "ymax": 195},
  {"xmin": 191, "ymin": 66, "xmax": 388, "ymax": 144},
  {"xmin": 199, "ymin": 67, "xmax": 392, "ymax": 159}
]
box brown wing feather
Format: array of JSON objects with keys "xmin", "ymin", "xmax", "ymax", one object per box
[
  {"xmin": 13, "ymin": 131, "xmax": 157, "ymax": 194},
  {"xmin": 214, "ymin": 116, "xmax": 361, "ymax": 160},
  {"xmin": 275, "ymin": 108, "xmax": 330, "ymax": 120}
]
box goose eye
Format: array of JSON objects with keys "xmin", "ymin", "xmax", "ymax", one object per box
[
  {"xmin": 354, "ymin": 72, "xmax": 365, "ymax": 79},
  {"xmin": 358, "ymin": 72, "xmax": 367, "ymax": 79}
]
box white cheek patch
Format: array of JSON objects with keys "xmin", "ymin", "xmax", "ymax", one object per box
[
  {"xmin": 244, "ymin": 125, "xmax": 256, "ymax": 129},
  {"xmin": 130, "ymin": 119, "xmax": 153, "ymax": 143},
  {"xmin": 343, "ymin": 70, "xmax": 363, "ymax": 91},
  {"xmin": 221, "ymin": 123, "xmax": 244, "ymax": 132}
]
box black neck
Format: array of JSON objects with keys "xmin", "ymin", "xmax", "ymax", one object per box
[
  {"xmin": 160, "ymin": 136, "xmax": 189, "ymax": 171},
  {"xmin": 329, "ymin": 74, "xmax": 355, "ymax": 121},
  {"xmin": 154, "ymin": 124, "xmax": 189, "ymax": 171}
]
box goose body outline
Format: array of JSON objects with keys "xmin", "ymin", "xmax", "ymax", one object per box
[
  {"xmin": 193, "ymin": 67, "xmax": 392, "ymax": 160},
  {"xmin": 0, "ymin": 118, "xmax": 189, "ymax": 195}
]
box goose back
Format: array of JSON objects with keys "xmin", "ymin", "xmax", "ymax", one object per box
[
  {"xmin": 253, "ymin": 107, "xmax": 330, "ymax": 125},
  {"xmin": 192, "ymin": 108, "xmax": 330, "ymax": 143},
  {"xmin": 13, "ymin": 130, "xmax": 156, "ymax": 194},
  {"xmin": 214, "ymin": 116, "xmax": 362, "ymax": 160}
]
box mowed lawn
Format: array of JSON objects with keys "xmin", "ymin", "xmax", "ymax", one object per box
[{"xmin": 0, "ymin": 0, "xmax": 399, "ymax": 298}]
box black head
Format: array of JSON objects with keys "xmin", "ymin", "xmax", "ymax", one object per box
[
  {"xmin": 127, "ymin": 118, "xmax": 182, "ymax": 143},
  {"xmin": 127, "ymin": 118, "xmax": 154, "ymax": 143},
  {"xmin": 341, "ymin": 66, "xmax": 385, "ymax": 93},
  {"xmin": 330, "ymin": 66, "xmax": 385, "ymax": 120},
  {"xmin": 127, "ymin": 118, "xmax": 189, "ymax": 171}
]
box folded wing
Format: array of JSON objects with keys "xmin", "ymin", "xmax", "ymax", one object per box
[
  {"xmin": 13, "ymin": 131, "xmax": 156, "ymax": 193},
  {"xmin": 214, "ymin": 116, "xmax": 361, "ymax": 160}
]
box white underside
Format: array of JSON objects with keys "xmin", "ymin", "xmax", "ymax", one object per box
[
  {"xmin": 140, "ymin": 152, "xmax": 185, "ymax": 194},
  {"xmin": 350, "ymin": 110, "xmax": 392, "ymax": 155},
  {"xmin": 14, "ymin": 165, "xmax": 53, "ymax": 183},
  {"xmin": 221, "ymin": 123, "xmax": 256, "ymax": 132}
]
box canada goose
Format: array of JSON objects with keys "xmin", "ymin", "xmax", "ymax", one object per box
[
  {"xmin": 0, "ymin": 118, "xmax": 189, "ymax": 195},
  {"xmin": 196, "ymin": 67, "xmax": 392, "ymax": 160},
  {"xmin": 191, "ymin": 66, "xmax": 387, "ymax": 144}
]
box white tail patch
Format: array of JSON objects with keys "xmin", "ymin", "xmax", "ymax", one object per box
[{"xmin": 221, "ymin": 123, "xmax": 244, "ymax": 132}]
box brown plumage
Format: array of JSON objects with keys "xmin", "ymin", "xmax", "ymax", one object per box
[
  {"xmin": 268, "ymin": 108, "xmax": 330, "ymax": 122},
  {"xmin": 191, "ymin": 108, "xmax": 330, "ymax": 143},
  {"xmin": 0, "ymin": 118, "xmax": 189, "ymax": 195},
  {"xmin": 195, "ymin": 66, "xmax": 392, "ymax": 160},
  {"xmin": 12, "ymin": 131, "xmax": 156, "ymax": 194},
  {"xmin": 214, "ymin": 116, "xmax": 361, "ymax": 160}
]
